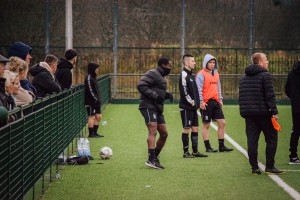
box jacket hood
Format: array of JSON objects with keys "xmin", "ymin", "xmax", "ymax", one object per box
[
  {"xmin": 57, "ymin": 58, "xmax": 73, "ymax": 70},
  {"xmin": 88, "ymin": 63, "xmax": 99, "ymax": 78},
  {"xmin": 29, "ymin": 63, "xmax": 50, "ymax": 77},
  {"xmin": 292, "ymin": 61, "xmax": 300, "ymax": 74},
  {"xmin": 245, "ymin": 64, "xmax": 266, "ymax": 76},
  {"xmin": 202, "ymin": 54, "xmax": 218, "ymax": 71},
  {"xmin": 8, "ymin": 42, "xmax": 32, "ymax": 60}
]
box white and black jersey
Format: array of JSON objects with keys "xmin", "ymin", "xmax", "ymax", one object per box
[{"xmin": 179, "ymin": 68, "xmax": 200, "ymax": 110}]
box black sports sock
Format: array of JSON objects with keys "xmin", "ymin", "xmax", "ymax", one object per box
[
  {"xmin": 148, "ymin": 149, "xmax": 155, "ymax": 161},
  {"xmin": 204, "ymin": 140, "xmax": 211, "ymax": 149},
  {"xmin": 88, "ymin": 127, "xmax": 94, "ymax": 136},
  {"xmin": 94, "ymin": 125, "xmax": 99, "ymax": 134},
  {"xmin": 191, "ymin": 132, "xmax": 198, "ymax": 153},
  {"xmin": 219, "ymin": 138, "xmax": 225, "ymax": 147},
  {"xmin": 155, "ymin": 148, "xmax": 161, "ymax": 158},
  {"xmin": 182, "ymin": 133, "xmax": 189, "ymax": 153}
]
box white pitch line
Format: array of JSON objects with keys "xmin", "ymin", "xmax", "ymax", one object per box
[{"xmin": 197, "ymin": 111, "xmax": 300, "ymax": 200}]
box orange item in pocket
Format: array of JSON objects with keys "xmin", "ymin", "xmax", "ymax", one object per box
[{"xmin": 271, "ymin": 117, "xmax": 281, "ymax": 132}]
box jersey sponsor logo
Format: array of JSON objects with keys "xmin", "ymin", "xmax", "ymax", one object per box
[
  {"xmin": 153, "ymin": 113, "xmax": 157, "ymax": 119},
  {"xmin": 210, "ymin": 81, "xmax": 218, "ymax": 85},
  {"xmin": 190, "ymin": 78, "xmax": 193, "ymax": 82}
]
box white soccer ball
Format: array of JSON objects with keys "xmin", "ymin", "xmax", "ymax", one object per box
[{"xmin": 99, "ymin": 146, "xmax": 113, "ymax": 159}]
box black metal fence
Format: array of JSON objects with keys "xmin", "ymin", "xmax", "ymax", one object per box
[
  {"xmin": 0, "ymin": 46, "xmax": 299, "ymax": 83},
  {"xmin": 110, "ymin": 73, "xmax": 288, "ymax": 103},
  {"xmin": 0, "ymin": 75, "xmax": 110, "ymax": 200}
]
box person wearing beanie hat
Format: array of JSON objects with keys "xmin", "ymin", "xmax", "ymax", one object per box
[
  {"xmin": 0, "ymin": 54, "xmax": 10, "ymax": 77},
  {"xmin": 84, "ymin": 62, "xmax": 103, "ymax": 138},
  {"xmin": 55, "ymin": 49, "xmax": 78, "ymax": 90},
  {"xmin": 7, "ymin": 42, "xmax": 36, "ymax": 95},
  {"xmin": 137, "ymin": 57, "xmax": 173, "ymax": 169},
  {"xmin": 8, "ymin": 42, "xmax": 32, "ymax": 65}
]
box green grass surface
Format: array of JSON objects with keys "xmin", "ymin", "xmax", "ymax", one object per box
[{"xmin": 42, "ymin": 104, "xmax": 298, "ymax": 200}]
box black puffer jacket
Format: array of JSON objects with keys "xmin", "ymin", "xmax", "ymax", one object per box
[
  {"xmin": 137, "ymin": 66, "xmax": 169, "ymax": 114},
  {"xmin": 29, "ymin": 63, "xmax": 61, "ymax": 98},
  {"xmin": 179, "ymin": 68, "xmax": 200, "ymax": 110},
  {"xmin": 55, "ymin": 58, "xmax": 73, "ymax": 90},
  {"xmin": 239, "ymin": 64, "xmax": 278, "ymax": 118},
  {"xmin": 285, "ymin": 61, "xmax": 300, "ymax": 113}
]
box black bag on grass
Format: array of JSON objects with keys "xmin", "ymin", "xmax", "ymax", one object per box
[{"xmin": 66, "ymin": 155, "xmax": 89, "ymax": 165}]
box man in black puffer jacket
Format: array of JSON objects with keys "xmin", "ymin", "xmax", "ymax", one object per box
[
  {"xmin": 285, "ymin": 61, "xmax": 300, "ymax": 164},
  {"xmin": 137, "ymin": 57, "xmax": 173, "ymax": 170},
  {"xmin": 239, "ymin": 52, "xmax": 283, "ymax": 175}
]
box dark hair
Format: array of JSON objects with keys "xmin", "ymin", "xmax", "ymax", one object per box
[
  {"xmin": 182, "ymin": 54, "xmax": 194, "ymax": 59},
  {"xmin": 157, "ymin": 57, "xmax": 170, "ymax": 67},
  {"xmin": 44, "ymin": 54, "xmax": 58, "ymax": 66},
  {"xmin": 65, "ymin": 49, "xmax": 77, "ymax": 60}
]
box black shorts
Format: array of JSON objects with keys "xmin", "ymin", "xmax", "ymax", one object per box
[
  {"xmin": 85, "ymin": 105, "xmax": 101, "ymax": 116},
  {"xmin": 140, "ymin": 108, "xmax": 165, "ymax": 124},
  {"xmin": 200, "ymin": 99, "xmax": 224, "ymax": 123},
  {"xmin": 180, "ymin": 109, "xmax": 199, "ymax": 128}
]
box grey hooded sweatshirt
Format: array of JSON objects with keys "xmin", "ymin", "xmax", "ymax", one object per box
[{"xmin": 195, "ymin": 54, "xmax": 223, "ymax": 104}]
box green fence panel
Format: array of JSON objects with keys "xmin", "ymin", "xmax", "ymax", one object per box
[{"xmin": 0, "ymin": 74, "xmax": 110, "ymax": 200}]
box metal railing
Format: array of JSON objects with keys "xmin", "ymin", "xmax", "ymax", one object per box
[
  {"xmin": 0, "ymin": 75, "xmax": 110, "ymax": 200},
  {"xmin": 110, "ymin": 73, "xmax": 289, "ymax": 103}
]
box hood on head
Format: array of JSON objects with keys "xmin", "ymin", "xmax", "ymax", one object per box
[
  {"xmin": 202, "ymin": 54, "xmax": 218, "ymax": 71},
  {"xmin": 8, "ymin": 42, "xmax": 32, "ymax": 61},
  {"xmin": 292, "ymin": 61, "xmax": 300, "ymax": 74},
  {"xmin": 88, "ymin": 63, "xmax": 99, "ymax": 77}
]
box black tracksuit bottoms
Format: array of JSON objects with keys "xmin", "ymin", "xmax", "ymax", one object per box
[
  {"xmin": 290, "ymin": 112, "xmax": 300, "ymax": 158},
  {"xmin": 245, "ymin": 116, "xmax": 278, "ymax": 169}
]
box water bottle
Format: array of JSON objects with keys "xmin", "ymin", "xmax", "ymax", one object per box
[
  {"xmin": 77, "ymin": 138, "xmax": 84, "ymax": 156},
  {"xmin": 82, "ymin": 138, "xmax": 90, "ymax": 156}
]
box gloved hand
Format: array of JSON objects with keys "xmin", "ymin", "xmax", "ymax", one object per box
[
  {"xmin": 165, "ymin": 92, "xmax": 173, "ymax": 103},
  {"xmin": 156, "ymin": 95, "xmax": 165, "ymax": 104}
]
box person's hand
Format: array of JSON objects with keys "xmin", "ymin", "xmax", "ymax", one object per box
[
  {"xmin": 165, "ymin": 92, "xmax": 173, "ymax": 103},
  {"xmin": 219, "ymin": 99, "xmax": 223, "ymax": 107},
  {"xmin": 200, "ymin": 102, "xmax": 207, "ymax": 110},
  {"xmin": 191, "ymin": 100, "xmax": 195, "ymax": 106},
  {"xmin": 156, "ymin": 95, "xmax": 165, "ymax": 104},
  {"xmin": 272, "ymin": 115, "xmax": 278, "ymax": 121}
]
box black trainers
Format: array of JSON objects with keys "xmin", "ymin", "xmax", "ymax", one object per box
[
  {"xmin": 94, "ymin": 133, "xmax": 104, "ymax": 137},
  {"xmin": 252, "ymin": 169, "xmax": 261, "ymax": 175},
  {"xmin": 265, "ymin": 167, "xmax": 284, "ymax": 175},
  {"xmin": 154, "ymin": 158, "xmax": 165, "ymax": 169},
  {"xmin": 289, "ymin": 157, "xmax": 300, "ymax": 164},
  {"xmin": 219, "ymin": 146, "xmax": 234, "ymax": 152},
  {"xmin": 192, "ymin": 152, "xmax": 208, "ymax": 157},
  {"xmin": 183, "ymin": 152, "xmax": 195, "ymax": 158},
  {"xmin": 206, "ymin": 148, "xmax": 218, "ymax": 153},
  {"xmin": 145, "ymin": 160, "xmax": 164, "ymax": 169},
  {"xmin": 89, "ymin": 134, "xmax": 100, "ymax": 138}
]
